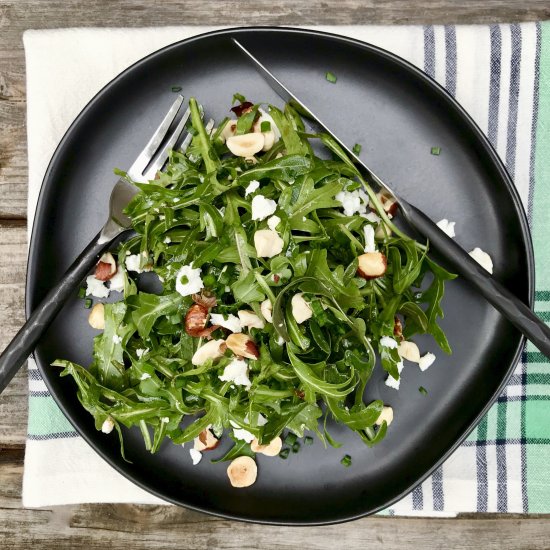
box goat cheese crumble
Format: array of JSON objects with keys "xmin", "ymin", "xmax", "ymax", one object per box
[
  {"xmin": 244, "ymin": 179, "xmax": 260, "ymax": 197},
  {"xmin": 251, "ymin": 195, "xmax": 277, "ymax": 221},
  {"xmin": 210, "ymin": 313, "xmax": 242, "ymax": 333},
  {"xmin": 436, "ymin": 219, "xmax": 456, "ymax": 238},
  {"xmin": 385, "ymin": 361, "xmax": 404, "ymax": 390},
  {"xmin": 219, "ymin": 358, "xmax": 251, "ymax": 388},
  {"xmin": 175, "ymin": 265, "xmax": 204, "ymax": 296},
  {"xmin": 85, "ymin": 275, "xmax": 109, "ymax": 299}
]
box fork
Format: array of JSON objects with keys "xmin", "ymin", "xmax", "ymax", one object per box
[{"xmin": 0, "ymin": 96, "xmax": 212, "ymax": 394}]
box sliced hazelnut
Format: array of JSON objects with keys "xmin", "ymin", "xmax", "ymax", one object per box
[
  {"xmin": 357, "ymin": 252, "xmax": 387, "ymax": 279},
  {"xmin": 101, "ymin": 417, "xmax": 115, "ymax": 434},
  {"xmin": 226, "ymin": 133, "xmax": 265, "ymax": 157},
  {"xmin": 238, "ymin": 310, "xmax": 265, "ymax": 330},
  {"xmin": 251, "ymin": 436, "xmax": 282, "ymax": 457},
  {"xmin": 230, "ymin": 101, "xmax": 254, "ymax": 117},
  {"xmin": 191, "ymin": 339, "xmax": 225, "ymax": 366},
  {"xmin": 227, "ymin": 456, "xmax": 257, "ymax": 488},
  {"xmin": 254, "ymin": 229, "xmax": 284, "ymax": 258},
  {"xmin": 185, "ymin": 304, "xmax": 209, "ymax": 337},
  {"xmin": 375, "ymin": 222, "xmax": 392, "ymax": 240},
  {"xmin": 393, "ymin": 317, "xmax": 404, "ymax": 341},
  {"xmin": 260, "ymin": 299, "xmax": 273, "ymax": 323},
  {"xmin": 225, "ymin": 333, "xmax": 260, "ymax": 360},
  {"xmin": 398, "ymin": 340, "xmax": 421, "ymax": 363},
  {"xmin": 291, "ymin": 293, "xmax": 313, "ymax": 324},
  {"xmin": 95, "ymin": 252, "xmax": 117, "ymax": 281},
  {"xmin": 261, "ymin": 130, "xmax": 276, "ymax": 151},
  {"xmin": 194, "ymin": 427, "xmax": 220, "ymax": 452},
  {"xmin": 220, "ymin": 120, "xmax": 238, "ymax": 143},
  {"xmin": 88, "ymin": 303, "xmax": 105, "ymax": 330},
  {"xmin": 376, "ymin": 191, "xmax": 399, "ymax": 217},
  {"xmin": 375, "ymin": 406, "xmax": 394, "ymax": 427}
]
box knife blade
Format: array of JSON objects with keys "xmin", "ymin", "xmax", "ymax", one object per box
[{"xmin": 231, "ymin": 37, "xmax": 550, "ymax": 358}]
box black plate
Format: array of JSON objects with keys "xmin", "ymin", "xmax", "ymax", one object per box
[{"xmin": 27, "ymin": 27, "xmax": 534, "ymax": 524}]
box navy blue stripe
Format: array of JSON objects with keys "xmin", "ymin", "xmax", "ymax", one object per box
[
  {"xmin": 505, "ymin": 23, "xmax": 522, "ymax": 177},
  {"xmin": 28, "ymin": 369, "xmax": 43, "ymax": 381},
  {"xmin": 27, "ymin": 431, "xmax": 79, "ymax": 441},
  {"xmin": 423, "ymin": 25, "xmax": 436, "ymax": 78},
  {"xmin": 412, "ymin": 485, "xmax": 424, "ymax": 510},
  {"xmin": 488, "ymin": 24, "xmax": 502, "ymax": 147},
  {"xmin": 432, "ymin": 467, "xmax": 444, "ymax": 511},
  {"xmin": 29, "ymin": 390, "xmax": 52, "ymax": 398},
  {"xmin": 444, "ymin": 25, "xmax": 457, "ymax": 96}
]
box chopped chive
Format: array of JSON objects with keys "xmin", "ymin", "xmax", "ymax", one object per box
[
  {"xmin": 292, "ymin": 442, "xmax": 301, "ymax": 453},
  {"xmin": 78, "ymin": 287, "xmax": 86, "ymax": 299},
  {"xmin": 232, "ymin": 92, "xmax": 246, "ymax": 104},
  {"xmin": 419, "ymin": 386, "xmax": 428, "ymax": 395},
  {"xmin": 304, "ymin": 436, "xmax": 314, "ymax": 445},
  {"xmin": 171, "ymin": 86, "xmax": 182, "ymax": 93},
  {"xmin": 325, "ymin": 71, "xmax": 337, "ymax": 83},
  {"xmin": 260, "ymin": 120, "xmax": 271, "ymax": 132},
  {"xmin": 84, "ymin": 298, "xmax": 92, "ymax": 309},
  {"xmin": 279, "ymin": 448, "xmax": 290, "ymax": 459},
  {"xmin": 431, "ymin": 146, "xmax": 441, "ymax": 156},
  {"xmin": 341, "ymin": 454, "xmax": 352, "ymax": 467},
  {"xmin": 202, "ymin": 274, "xmax": 216, "ymax": 287},
  {"xmin": 284, "ymin": 432, "xmax": 297, "ymax": 446},
  {"xmin": 352, "ymin": 143, "xmax": 362, "ymax": 155}
]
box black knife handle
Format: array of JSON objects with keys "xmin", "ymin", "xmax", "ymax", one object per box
[
  {"xmin": 399, "ymin": 199, "xmax": 549, "ymax": 357},
  {"xmin": 0, "ymin": 232, "xmax": 109, "ymax": 394}
]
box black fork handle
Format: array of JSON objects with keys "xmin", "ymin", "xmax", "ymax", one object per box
[{"xmin": 0, "ymin": 232, "xmax": 109, "ymax": 394}]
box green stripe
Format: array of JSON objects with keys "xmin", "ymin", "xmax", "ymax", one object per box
[
  {"xmin": 527, "ymin": 373, "xmax": 550, "ymax": 384},
  {"xmin": 526, "ymin": 351, "xmax": 550, "ymax": 363},
  {"xmin": 528, "ymin": 20, "xmax": 550, "ymax": 513},
  {"xmin": 536, "ymin": 311, "xmax": 550, "ymax": 321},
  {"xmin": 28, "ymin": 395, "xmax": 76, "ymax": 436}
]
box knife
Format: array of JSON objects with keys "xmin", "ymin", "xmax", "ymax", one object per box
[{"xmin": 231, "ymin": 37, "xmax": 550, "ymax": 358}]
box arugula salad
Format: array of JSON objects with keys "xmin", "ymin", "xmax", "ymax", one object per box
[{"xmin": 53, "ymin": 95, "xmax": 456, "ymax": 488}]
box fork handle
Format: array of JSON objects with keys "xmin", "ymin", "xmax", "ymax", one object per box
[
  {"xmin": 0, "ymin": 232, "xmax": 110, "ymax": 394},
  {"xmin": 399, "ymin": 199, "xmax": 550, "ymax": 357}
]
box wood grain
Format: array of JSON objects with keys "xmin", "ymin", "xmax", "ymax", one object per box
[
  {"xmin": 1, "ymin": 1, "xmax": 550, "ymax": 546},
  {"xmin": 1, "ymin": 447, "xmax": 550, "ymax": 549}
]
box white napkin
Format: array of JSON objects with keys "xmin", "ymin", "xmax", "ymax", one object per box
[{"xmin": 22, "ymin": 24, "xmax": 539, "ymax": 513}]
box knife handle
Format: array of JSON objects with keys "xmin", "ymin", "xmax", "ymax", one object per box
[
  {"xmin": 0, "ymin": 232, "xmax": 109, "ymax": 394},
  {"xmin": 398, "ymin": 199, "xmax": 550, "ymax": 357}
]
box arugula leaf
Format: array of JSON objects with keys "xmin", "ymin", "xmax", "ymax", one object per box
[{"xmin": 131, "ymin": 292, "xmax": 183, "ymax": 339}]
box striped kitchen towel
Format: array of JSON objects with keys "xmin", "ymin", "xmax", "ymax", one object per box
[{"xmin": 22, "ymin": 23, "xmax": 550, "ymax": 513}]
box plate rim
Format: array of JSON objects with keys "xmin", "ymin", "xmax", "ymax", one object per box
[{"xmin": 25, "ymin": 25, "xmax": 535, "ymax": 525}]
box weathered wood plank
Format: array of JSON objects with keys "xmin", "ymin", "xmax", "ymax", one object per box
[
  {"xmin": 1, "ymin": 447, "xmax": 550, "ymax": 549},
  {"xmin": 0, "ymin": 224, "xmax": 28, "ymax": 445},
  {"xmin": 0, "ymin": 1, "xmax": 549, "ymax": 219}
]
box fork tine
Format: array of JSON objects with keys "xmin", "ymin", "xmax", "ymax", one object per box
[
  {"xmin": 180, "ymin": 118, "xmax": 215, "ymax": 154},
  {"xmin": 142, "ymin": 107, "xmax": 193, "ymax": 181},
  {"xmin": 127, "ymin": 95, "xmax": 184, "ymax": 180}
]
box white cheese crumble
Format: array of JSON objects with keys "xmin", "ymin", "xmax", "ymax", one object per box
[
  {"xmin": 469, "ymin": 247, "xmax": 494, "ymax": 274},
  {"xmin": 244, "ymin": 413, "xmax": 268, "ymax": 427},
  {"xmin": 267, "ymin": 215, "xmax": 281, "ymax": 232},
  {"xmin": 219, "ymin": 358, "xmax": 251, "ymax": 388},
  {"xmin": 251, "ymin": 195, "xmax": 277, "ymax": 221},
  {"xmin": 419, "ymin": 352, "xmax": 436, "ymax": 371},
  {"xmin": 140, "ymin": 373, "xmax": 151, "ymax": 380},
  {"xmin": 125, "ymin": 252, "xmax": 152, "ymax": 273},
  {"xmin": 136, "ymin": 348, "xmax": 149, "ymax": 358},
  {"xmin": 336, "ymin": 188, "xmax": 370, "ymax": 217},
  {"xmin": 163, "ymin": 236, "xmax": 172, "ymax": 244},
  {"xmin": 244, "ymin": 179, "xmax": 260, "ymax": 197},
  {"xmin": 112, "ymin": 334, "xmax": 122, "ymax": 345},
  {"xmin": 85, "ymin": 275, "xmax": 109, "ymax": 298},
  {"xmin": 230, "ymin": 421, "xmax": 256, "ymax": 443},
  {"xmin": 210, "ymin": 313, "xmax": 242, "ymax": 333},
  {"xmin": 436, "ymin": 219, "xmax": 456, "ymax": 238},
  {"xmin": 364, "ymin": 224, "xmax": 376, "ymax": 253},
  {"xmin": 189, "ymin": 448, "xmax": 202, "ymax": 465},
  {"xmin": 380, "ymin": 336, "xmax": 398, "ymax": 349},
  {"xmin": 108, "ymin": 269, "xmax": 125, "ymax": 293},
  {"xmin": 101, "ymin": 418, "xmax": 115, "ymax": 434},
  {"xmin": 238, "ymin": 310, "xmax": 265, "ymax": 329},
  {"xmin": 175, "ymin": 265, "xmax": 204, "ymax": 297},
  {"xmin": 385, "ymin": 361, "xmax": 404, "ymax": 390},
  {"xmin": 362, "ymin": 211, "xmax": 381, "ymax": 224},
  {"xmin": 161, "ymin": 417, "xmax": 169, "ymax": 424},
  {"xmin": 257, "ymin": 108, "xmax": 281, "ymax": 141}
]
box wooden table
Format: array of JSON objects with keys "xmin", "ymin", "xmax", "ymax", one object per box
[{"xmin": 1, "ymin": 1, "xmax": 550, "ymax": 547}]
